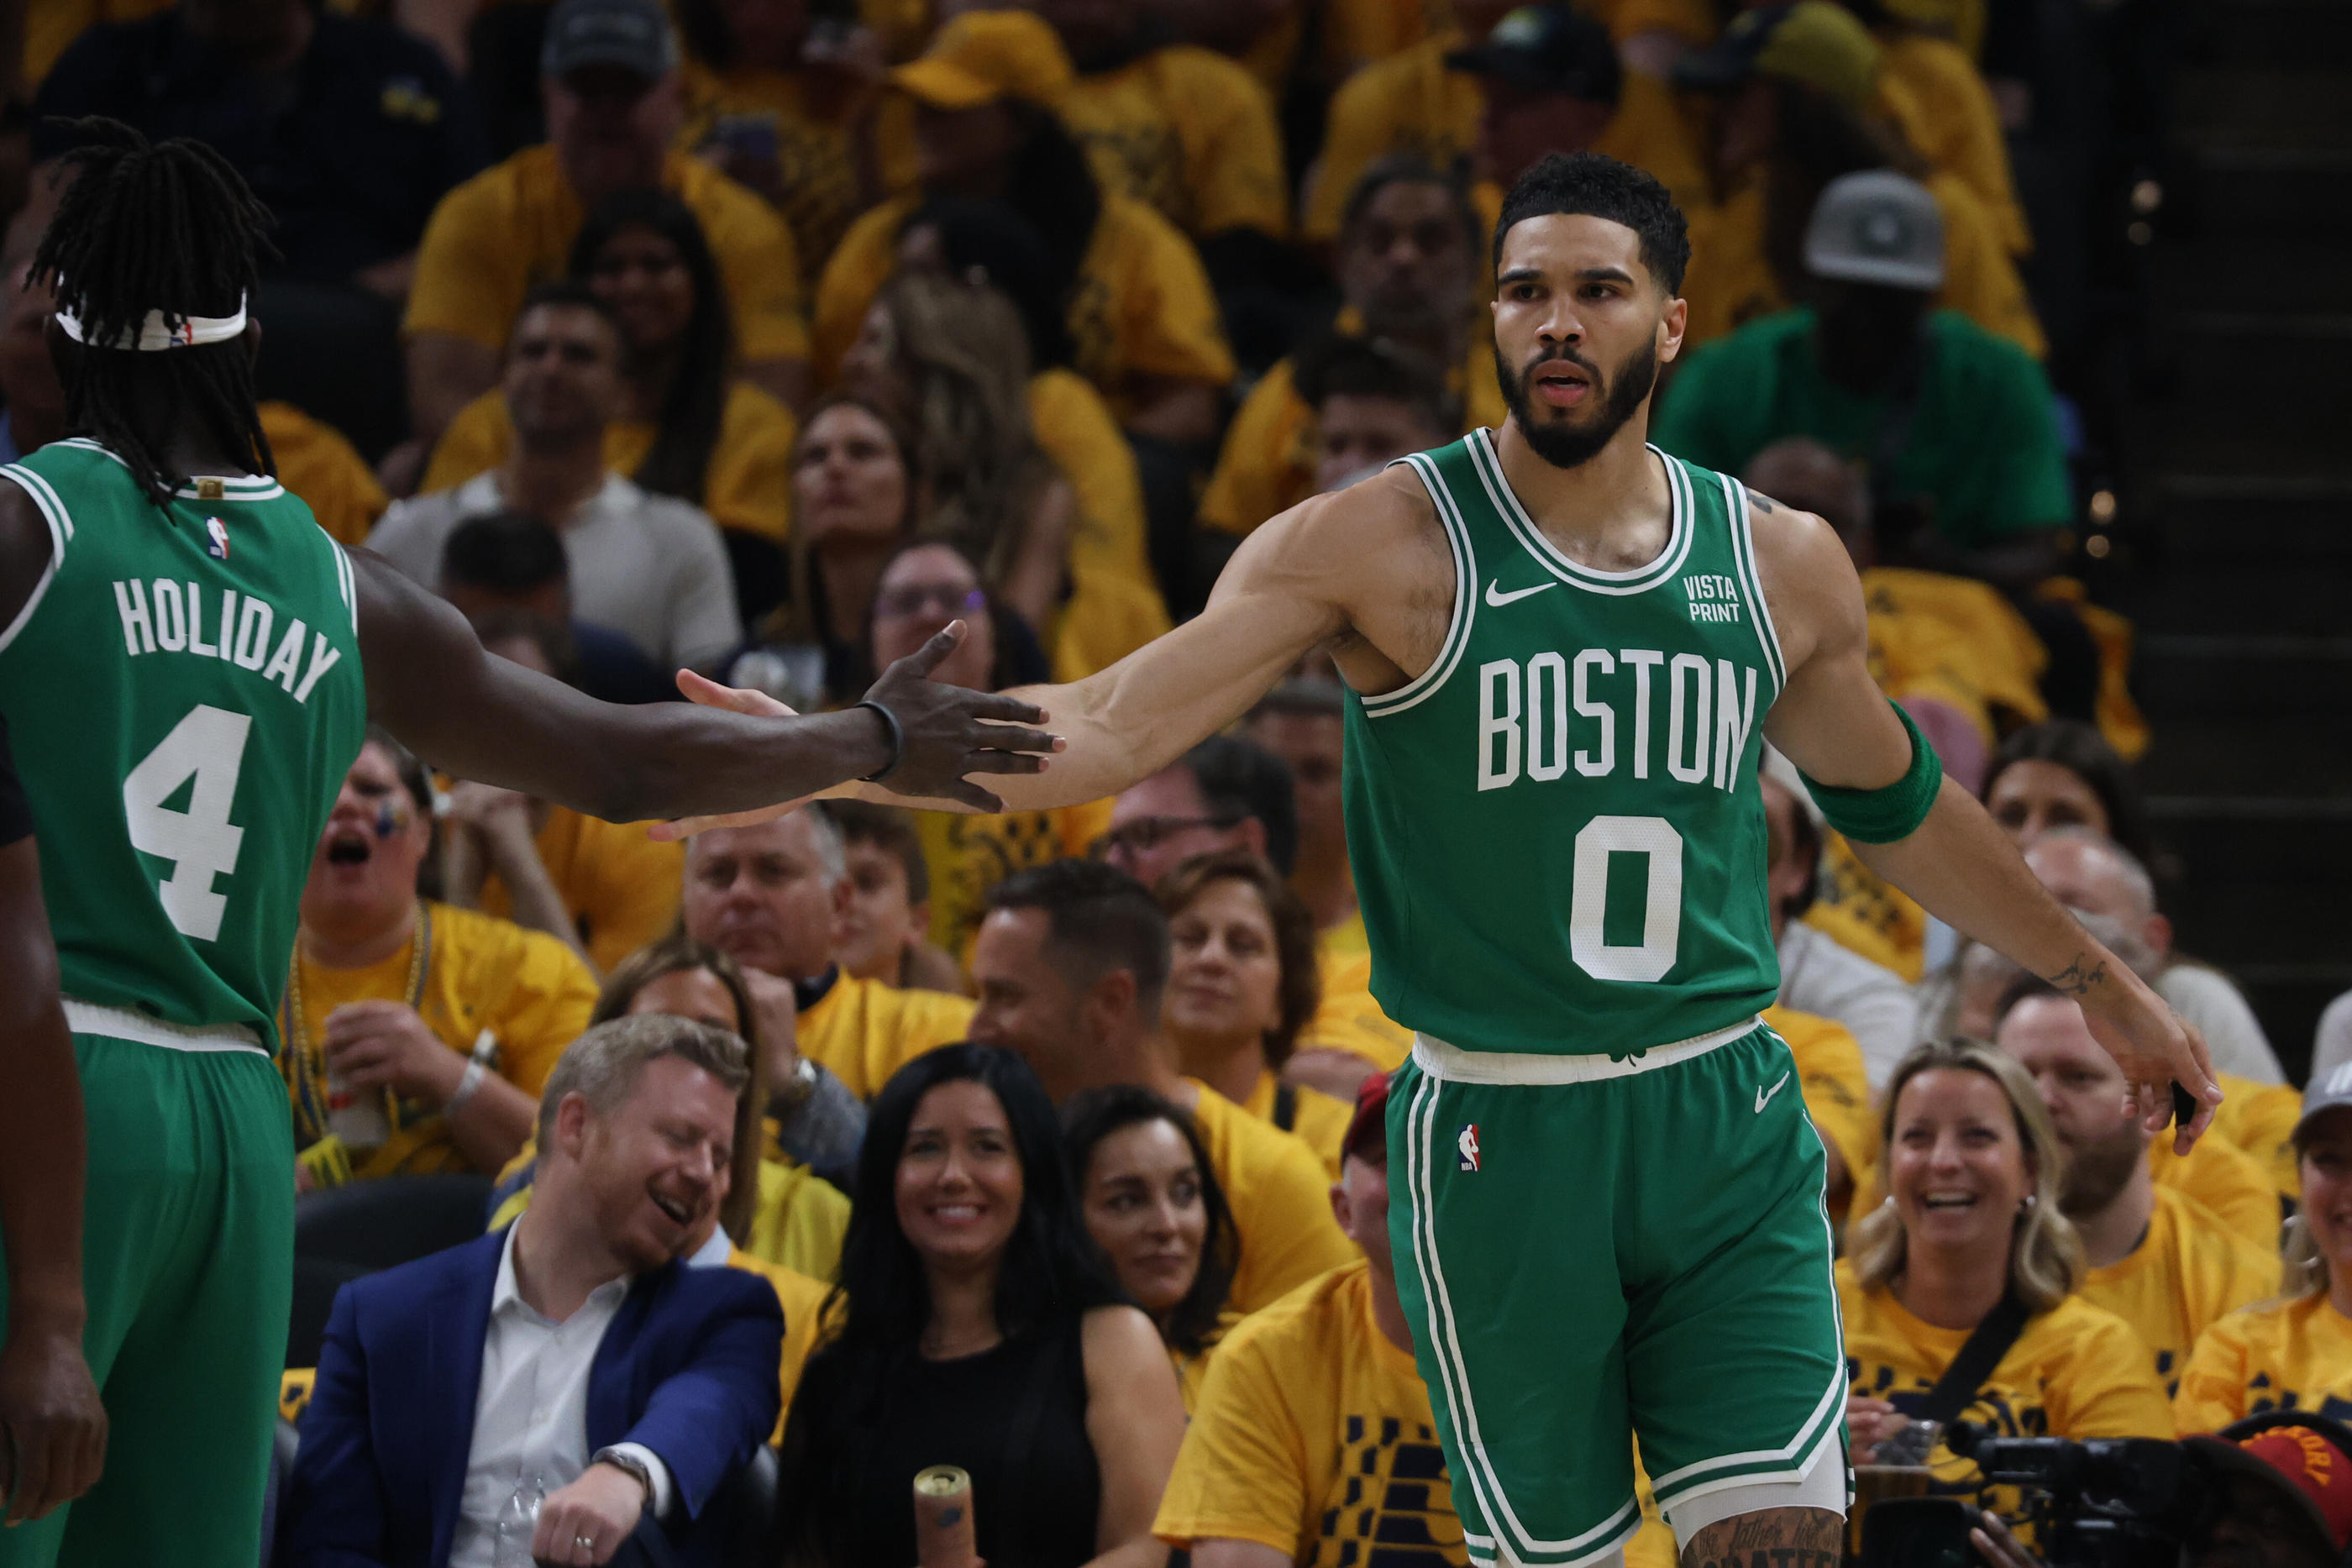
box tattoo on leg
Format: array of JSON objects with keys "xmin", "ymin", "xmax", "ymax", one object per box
[
  {"xmin": 1681, "ymin": 1507, "xmax": 1845, "ymax": 1568},
  {"xmin": 2043, "ymin": 952, "xmax": 2110, "ymax": 996}
]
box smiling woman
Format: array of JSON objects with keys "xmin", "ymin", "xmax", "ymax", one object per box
[{"xmin": 778, "ymin": 1044, "xmax": 1187, "ymax": 1568}]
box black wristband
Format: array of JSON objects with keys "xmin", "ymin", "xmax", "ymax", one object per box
[{"xmin": 856, "ymin": 700, "xmax": 904, "ymax": 782}]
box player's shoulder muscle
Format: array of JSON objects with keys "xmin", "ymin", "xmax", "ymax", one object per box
[
  {"xmin": 0, "ymin": 475, "xmax": 56, "ymax": 637},
  {"xmin": 1741, "ymin": 487, "xmax": 1865, "ymax": 679},
  {"xmin": 1223, "ymin": 464, "xmax": 1444, "ymax": 604}
]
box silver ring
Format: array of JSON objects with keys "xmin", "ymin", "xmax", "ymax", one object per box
[{"xmin": 575, "ymin": 1534, "xmax": 596, "ymax": 1550}]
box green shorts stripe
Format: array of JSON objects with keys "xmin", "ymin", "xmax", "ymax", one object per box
[{"xmin": 1387, "ymin": 1020, "xmax": 1850, "ymax": 1561}]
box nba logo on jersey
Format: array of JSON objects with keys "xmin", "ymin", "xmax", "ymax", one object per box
[
  {"xmin": 1457, "ymin": 1123, "xmax": 1481, "ymax": 1172},
  {"xmin": 204, "ymin": 517, "xmax": 229, "ymax": 559}
]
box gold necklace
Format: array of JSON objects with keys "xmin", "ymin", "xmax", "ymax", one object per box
[{"xmin": 285, "ymin": 902, "xmax": 431, "ymax": 1146}]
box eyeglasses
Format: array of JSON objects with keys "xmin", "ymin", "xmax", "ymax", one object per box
[
  {"xmin": 875, "ymin": 585, "xmax": 988, "ymax": 619},
  {"xmin": 1092, "ymin": 813, "xmax": 1246, "ymax": 857}
]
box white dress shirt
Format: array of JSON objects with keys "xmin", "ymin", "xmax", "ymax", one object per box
[
  {"xmin": 449, "ymin": 1226, "xmax": 675, "ymax": 1568},
  {"xmin": 1777, "ymin": 920, "xmax": 1923, "ymax": 1090}
]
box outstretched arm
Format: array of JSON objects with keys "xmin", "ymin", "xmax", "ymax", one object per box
[
  {"xmin": 352, "ymin": 549, "xmax": 1056, "ymax": 818},
  {"xmin": 1754, "ymin": 500, "xmax": 2218, "ymax": 1148}
]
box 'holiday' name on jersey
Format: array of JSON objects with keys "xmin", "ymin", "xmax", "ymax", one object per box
[{"xmin": 111, "ymin": 577, "xmax": 344, "ymax": 704}]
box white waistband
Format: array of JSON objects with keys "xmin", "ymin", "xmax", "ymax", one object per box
[
  {"xmin": 1411, "ymin": 1015, "xmax": 1761, "ymax": 1085},
  {"xmin": 65, "ymin": 999, "xmax": 268, "ymax": 1056}
]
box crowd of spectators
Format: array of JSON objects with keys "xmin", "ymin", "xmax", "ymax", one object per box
[{"xmin": 12, "ymin": 0, "xmax": 2348, "ymax": 1563}]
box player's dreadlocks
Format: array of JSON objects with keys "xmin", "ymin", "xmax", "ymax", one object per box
[{"xmin": 32, "ymin": 118, "xmax": 278, "ymax": 504}]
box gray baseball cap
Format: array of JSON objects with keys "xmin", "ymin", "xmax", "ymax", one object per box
[
  {"xmin": 540, "ymin": 0, "xmax": 679, "ymax": 81},
  {"xmin": 1803, "ymin": 170, "xmax": 1945, "ymax": 291},
  {"xmin": 2297, "ymin": 1060, "xmax": 2352, "ymax": 1142}
]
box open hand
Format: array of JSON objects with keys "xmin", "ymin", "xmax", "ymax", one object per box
[
  {"xmin": 0, "ymin": 1317, "xmax": 106, "ymax": 1523},
  {"xmin": 861, "ymin": 621, "xmax": 1058, "ymax": 811}
]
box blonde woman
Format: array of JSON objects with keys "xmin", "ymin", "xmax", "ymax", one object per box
[
  {"xmin": 1842, "ymin": 1040, "xmax": 2171, "ymax": 1484},
  {"xmin": 2174, "ymin": 1072, "xmax": 2352, "ymax": 1433}
]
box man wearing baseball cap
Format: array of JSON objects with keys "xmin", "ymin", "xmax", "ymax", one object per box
[
  {"xmin": 1666, "ymin": 0, "xmax": 2042, "ymax": 359},
  {"xmin": 404, "ymin": 0, "xmax": 809, "ymax": 457},
  {"xmin": 1654, "ymin": 168, "xmax": 2071, "ymax": 592},
  {"xmin": 1154, "ymin": 1072, "xmax": 1480, "ymax": 1565}
]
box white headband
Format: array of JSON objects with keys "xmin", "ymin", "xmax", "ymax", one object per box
[{"xmin": 54, "ymin": 296, "xmax": 248, "ymax": 351}]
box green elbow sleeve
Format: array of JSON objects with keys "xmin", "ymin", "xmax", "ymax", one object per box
[{"xmin": 1798, "ymin": 701, "xmax": 1945, "ymax": 844}]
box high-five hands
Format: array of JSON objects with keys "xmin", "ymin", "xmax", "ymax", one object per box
[{"xmin": 648, "ymin": 621, "xmax": 1059, "ymax": 841}]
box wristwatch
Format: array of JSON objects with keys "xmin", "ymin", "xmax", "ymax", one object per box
[{"xmin": 591, "ymin": 1446, "xmax": 657, "ymax": 1516}]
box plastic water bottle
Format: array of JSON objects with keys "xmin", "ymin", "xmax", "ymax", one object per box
[
  {"xmin": 324, "ymin": 1048, "xmax": 391, "ymax": 1154},
  {"xmin": 492, "ymin": 1475, "xmax": 544, "ymax": 1568}
]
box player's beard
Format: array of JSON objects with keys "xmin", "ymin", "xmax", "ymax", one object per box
[
  {"xmin": 1495, "ymin": 333, "xmax": 1659, "ymax": 469},
  {"xmin": 2057, "ymin": 1122, "xmax": 2145, "ymax": 1219}
]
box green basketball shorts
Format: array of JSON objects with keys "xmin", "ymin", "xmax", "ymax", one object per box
[
  {"xmin": 0, "ymin": 1015, "xmax": 294, "ymax": 1568},
  {"xmin": 1386, "ymin": 1018, "xmax": 1849, "ymax": 1568}
]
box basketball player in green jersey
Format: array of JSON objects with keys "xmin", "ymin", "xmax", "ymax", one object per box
[
  {"xmin": 0, "ymin": 124, "xmax": 1055, "ymax": 1567},
  {"xmin": 673, "ymin": 152, "xmax": 2218, "ymax": 1568}
]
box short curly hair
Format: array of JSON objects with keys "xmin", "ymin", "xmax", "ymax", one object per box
[
  {"xmin": 1494, "ymin": 150, "xmax": 1691, "ymax": 295},
  {"xmin": 1153, "ymin": 849, "xmax": 1322, "ymax": 1068}
]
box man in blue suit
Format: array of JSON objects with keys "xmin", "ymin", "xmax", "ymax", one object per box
[{"xmin": 282, "ymin": 1014, "xmax": 784, "ymax": 1568}]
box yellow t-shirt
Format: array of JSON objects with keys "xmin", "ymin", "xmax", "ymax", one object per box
[
  {"xmin": 263, "ymin": 401, "xmax": 387, "ymax": 548},
  {"xmin": 1305, "ymin": 947, "xmax": 1415, "ymax": 1075},
  {"xmin": 2175, "ymin": 1293, "xmax": 2352, "ymax": 1435},
  {"xmin": 796, "ymin": 969, "xmax": 976, "ymax": 1100},
  {"xmin": 280, "ymin": 901, "xmax": 601, "ymax": 1180},
  {"xmin": 726, "ymin": 1247, "xmax": 837, "ymax": 1419},
  {"xmin": 1242, "ymin": 1069, "xmax": 1354, "ymax": 1181},
  {"xmin": 1803, "ymin": 830, "xmax": 1927, "ymax": 983},
  {"xmin": 1874, "ymin": 34, "xmax": 2029, "ymax": 255},
  {"xmin": 1861, "ymin": 566, "xmax": 2050, "ymax": 744},
  {"xmin": 1189, "ymin": 1081, "xmax": 1362, "ymax": 1314},
  {"xmin": 476, "ymin": 806, "xmax": 687, "ymax": 977},
  {"xmin": 2213, "ymin": 1072, "xmax": 2303, "ymax": 1203},
  {"xmin": 678, "ymin": 60, "xmax": 921, "ymax": 288},
  {"xmin": 1197, "ymin": 328, "xmax": 1507, "ymax": 538},
  {"xmin": 915, "ymin": 798, "xmax": 1115, "ymax": 959},
  {"xmin": 405, "ymin": 144, "xmax": 808, "ymax": 364},
  {"xmin": 743, "ymin": 1153, "xmax": 853, "ymax": 1284},
  {"xmin": 813, "ymin": 191, "xmax": 1236, "ymax": 419},
  {"xmin": 422, "ymin": 380, "xmax": 799, "ymax": 545},
  {"xmin": 1030, "ymin": 367, "xmax": 1154, "ymax": 594},
  {"xmin": 1303, "ymin": 38, "xmax": 1709, "ymax": 241},
  {"xmin": 2149, "ymin": 1130, "xmax": 2284, "ymax": 1257},
  {"xmin": 1764, "ymin": 1003, "xmax": 1874, "ymax": 1209},
  {"xmin": 1681, "ymin": 173, "xmax": 2045, "ymax": 359},
  {"xmin": 1837, "ymin": 1261, "xmax": 2173, "ymax": 1506},
  {"xmin": 1153, "ymin": 1257, "xmax": 1470, "ymax": 1566},
  {"xmin": 2079, "ymin": 1183, "xmax": 2282, "ymax": 1396},
  {"xmin": 1048, "ymin": 563, "xmax": 1175, "ymax": 684},
  {"xmin": 1060, "ymin": 46, "xmax": 1289, "ymax": 241}
]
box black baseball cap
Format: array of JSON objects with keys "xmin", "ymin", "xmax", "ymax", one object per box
[
  {"xmin": 1448, "ymin": 5, "xmax": 1624, "ymax": 108},
  {"xmin": 540, "ymin": 0, "xmax": 679, "ymax": 81}
]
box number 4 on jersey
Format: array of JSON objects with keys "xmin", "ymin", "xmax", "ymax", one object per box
[{"xmin": 123, "ymin": 703, "xmax": 252, "ymax": 941}]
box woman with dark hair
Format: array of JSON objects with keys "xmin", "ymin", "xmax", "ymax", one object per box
[
  {"xmin": 1063, "ymin": 1085, "xmax": 1240, "ymax": 1411},
  {"xmin": 418, "ymin": 191, "xmax": 799, "ymax": 579},
  {"xmin": 811, "ymin": 8, "xmax": 1234, "ymax": 447},
  {"xmin": 1156, "ymin": 850, "xmax": 1353, "ymax": 1178},
  {"xmin": 766, "ymin": 392, "xmax": 923, "ymax": 697},
  {"xmin": 1981, "ymin": 720, "xmax": 2161, "ymax": 872},
  {"xmin": 778, "ymin": 1044, "xmax": 1185, "ymax": 1568}
]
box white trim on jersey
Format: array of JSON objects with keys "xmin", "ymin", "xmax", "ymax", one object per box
[{"xmin": 0, "ymin": 464, "xmax": 71, "ymax": 655}]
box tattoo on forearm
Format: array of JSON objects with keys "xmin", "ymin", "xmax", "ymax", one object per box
[
  {"xmin": 1745, "ymin": 488, "xmax": 1777, "ymax": 514},
  {"xmin": 1690, "ymin": 1550, "xmax": 1840, "ymax": 1568},
  {"xmin": 2044, "ymin": 952, "xmax": 2109, "ymax": 995}
]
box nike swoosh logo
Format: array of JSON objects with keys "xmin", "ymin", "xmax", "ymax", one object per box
[
  {"xmin": 1484, "ymin": 579, "xmax": 1557, "ymax": 607},
  {"xmin": 1756, "ymin": 1071, "xmax": 1791, "ymax": 1114}
]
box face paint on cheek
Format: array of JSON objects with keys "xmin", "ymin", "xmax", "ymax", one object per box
[{"xmin": 376, "ymin": 799, "xmax": 406, "ymax": 839}]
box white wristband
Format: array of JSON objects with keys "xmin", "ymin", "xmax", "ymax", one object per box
[{"xmin": 444, "ymin": 1058, "xmax": 489, "ymax": 1117}]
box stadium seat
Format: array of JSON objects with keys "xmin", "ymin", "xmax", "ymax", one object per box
[{"xmin": 294, "ymin": 1173, "xmax": 497, "ymax": 1272}]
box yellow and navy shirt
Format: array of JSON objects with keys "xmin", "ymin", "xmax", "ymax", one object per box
[
  {"xmin": 2150, "ymin": 1129, "xmax": 2286, "ymax": 1256},
  {"xmin": 2079, "ymin": 1184, "xmax": 2282, "ymax": 1395},
  {"xmin": 1242, "ymin": 1070, "xmax": 1354, "ymax": 1182},
  {"xmin": 281, "ymin": 900, "xmax": 599, "ymax": 1181},
  {"xmin": 1838, "ymin": 1261, "xmax": 2172, "ymax": 1513},
  {"xmin": 915, "ymin": 798, "xmax": 1114, "ymax": 961},
  {"xmin": 1154, "ymin": 1258, "xmax": 1469, "ymax": 1567},
  {"xmin": 2175, "ymin": 1293, "xmax": 2352, "ymax": 1435},
  {"xmin": 1059, "ymin": 44, "xmax": 1289, "ymax": 242}
]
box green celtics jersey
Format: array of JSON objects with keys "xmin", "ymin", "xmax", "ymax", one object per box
[
  {"xmin": 1341, "ymin": 431, "xmax": 1784, "ymax": 1057},
  {"xmin": 0, "ymin": 438, "xmax": 367, "ymax": 1049}
]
